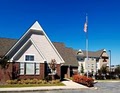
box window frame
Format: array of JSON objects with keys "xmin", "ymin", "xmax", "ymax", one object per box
[
  {"xmin": 24, "ymin": 54, "xmax": 35, "ymax": 62},
  {"xmin": 20, "ymin": 62, "xmax": 25, "ymax": 75}
]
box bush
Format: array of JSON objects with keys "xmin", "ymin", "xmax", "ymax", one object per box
[
  {"xmin": 6, "ymin": 80, "xmax": 12, "ymax": 84},
  {"xmin": 37, "ymin": 80, "xmax": 42, "ymax": 84},
  {"xmin": 55, "ymin": 79, "xmax": 60, "ymax": 83},
  {"xmin": 42, "ymin": 80, "xmax": 47, "ymax": 84},
  {"xmin": 19, "ymin": 80, "xmax": 25, "ymax": 84},
  {"xmin": 50, "ymin": 80, "xmax": 56, "ymax": 84},
  {"xmin": 73, "ymin": 74, "xmax": 94, "ymax": 87},
  {"xmin": 12, "ymin": 79, "xmax": 18, "ymax": 84},
  {"xmin": 6, "ymin": 79, "xmax": 61, "ymax": 85},
  {"xmin": 32, "ymin": 79, "xmax": 38, "ymax": 84},
  {"xmin": 24, "ymin": 79, "xmax": 31, "ymax": 84},
  {"xmin": 6, "ymin": 80, "xmax": 18, "ymax": 84},
  {"xmin": 45, "ymin": 75, "xmax": 52, "ymax": 82}
]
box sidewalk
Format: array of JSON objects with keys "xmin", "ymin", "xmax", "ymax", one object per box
[
  {"xmin": 0, "ymin": 79, "xmax": 89, "ymax": 92},
  {"xmin": 61, "ymin": 79, "xmax": 88, "ymax": 88}
]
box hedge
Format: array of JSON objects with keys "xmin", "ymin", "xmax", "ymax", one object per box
[
  {"xmin": 72, "ymin": 74, "xmax": 94, "ymax": 87},
  {"xmin": 6, "ymin": 79, "xmax": 60, "ymax": 85}
]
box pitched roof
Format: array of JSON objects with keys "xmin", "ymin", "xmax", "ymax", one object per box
[
  {"xmin": 81, "ymin": 49, "xmax": 105, "ymax": 58},
  {"xmin": 4, "ymin": 22, "xmax": 64, "ymax": 63},
  {"xmin": 0, "ymin": 38, "xmax": 17, "ymax": 57},
  {"xmin": 53, "ymin": 42, "xmax": 78, "ymax": 66},
  {"xmin": 30, "ymin": 21, "xmax": 43, "ymax": 31}
]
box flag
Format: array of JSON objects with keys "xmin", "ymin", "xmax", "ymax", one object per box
[
  {"xmin": 84, "ymin": 22, "xmax": 87, "ymax": 32},
  {"xmin": 84, "ymin": 14, "xmax": 88, "ymax": 33}
]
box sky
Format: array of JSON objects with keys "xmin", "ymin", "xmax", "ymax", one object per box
[{"xmin": 0, "ymin": 0, "xmax": 120, "ymax": 65}]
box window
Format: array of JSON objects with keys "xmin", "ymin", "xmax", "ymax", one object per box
[
  {"xmin": 26, "ymin": 63, "xmax": 35, "ymax": 74},
  {"xmin": 35, "ymin": 63, "xmax": 40, "ymax": 75},
  {"xmin": 25, "ymin": 55, "xmax": 34, "ymax": 61},
  {"xmin": 20, "ymin": 63, "xmax": 40, "ymax": 75},
  {"xmin": 77, "ymin": 57, "xmax": 84, "ymax": 61},
  {"xmin": 91, "ymin": 64, "xmax": 94, "ymax": 68},
  {"xmin": 20, "ymin": 63, "xmax": 24, "ymax": 75},
  {"xmin": 103, "ymin": 58, "xmax": 107, "ymax": 62}
]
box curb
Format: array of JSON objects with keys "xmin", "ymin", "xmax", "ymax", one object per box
[{"xmin": 0, "ymin": 86, "xmax": 89, "ymax": 92}]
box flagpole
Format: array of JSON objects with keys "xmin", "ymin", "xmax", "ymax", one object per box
[
  {"xmin": 86, "ymin": 31, "xmax": 88, "ymax": 77},
  {"xmin": 85, "ymin": 14, "xmax": 89, "ymax": 77}
]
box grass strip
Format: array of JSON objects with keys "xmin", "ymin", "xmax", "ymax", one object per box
[{"xmin": 0, "ymin": 83, "xmax": 65, "ymax": 88}]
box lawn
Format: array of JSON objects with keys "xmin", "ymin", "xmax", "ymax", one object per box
[{"xmin": 0, "ymin": 83, "xmax": 65, "ymax": 88}]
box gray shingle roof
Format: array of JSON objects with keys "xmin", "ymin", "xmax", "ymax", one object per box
[
  {"xmin": 53, "ymin": 42, "xmax": 78, "ymax": 66},
  {"xmin": 82, "ymin": 49, "xmax": 104, "ymax": 58},
  {"xmin": 0, "ymin": 38, "xmax": 17, "ymax": 57}
]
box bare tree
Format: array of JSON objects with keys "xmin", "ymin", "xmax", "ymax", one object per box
[{"xmin": 49, "ymin": 59, "xmax": 57, "ymax": 75}]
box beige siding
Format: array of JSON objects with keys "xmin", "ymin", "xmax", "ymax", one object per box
[
  {"xmin": 14, "ymin": 41, "xmax": 44, "ymax": 63},
  {"xmin": 84, "ymin": 58, "xmax": 96, "ymax": 72},
  {"xmin": 31, "ymin": 34, "xmax": 62, "ymax": 63}
]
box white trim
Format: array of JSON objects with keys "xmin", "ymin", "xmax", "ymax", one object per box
[
  {"xmin": 12, "ymin": 38, "xmax": 46, "ymax": 61},
  {"xmin": 12, "ymin": 39, "xmax": 31, "ymax": 60},
  {"xmin": 42, "ymin": 30, "xmax": 65, "ymax": 63},
  {"xmin": 5, "ymin": 30, "xmax": 30, "ymax": 57},
  {"xmin": 5, "ymin": 21, "xmax": 42, "ymax": 57},
  {"xmin": 15, "ymin": 60, "xmax": 44, "ymax": 63}
]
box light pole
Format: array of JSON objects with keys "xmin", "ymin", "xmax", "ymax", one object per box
[{"xmin": 108, "ymin": 50, "xmax": 111, "ymax": 79}]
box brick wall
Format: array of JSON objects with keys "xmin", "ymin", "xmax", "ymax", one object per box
[
  {"xmin": 0, "ymin": 63, "xmax": 15, "ymax": 82},
  {"xmin": 56, "ymin": 64, "xmax": 61, "ymax": 78}
]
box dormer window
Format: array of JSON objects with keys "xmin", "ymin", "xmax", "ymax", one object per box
[{"xmin": 103, "ymin": 58, "xmax": 107, "ymax": 62}]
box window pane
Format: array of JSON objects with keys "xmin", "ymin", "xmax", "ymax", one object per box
[
  {"xmin": 20, "ymin": 69, "xmax": 24, "ymax": 75},
  {"xmin": 25, "ymin": 55, "xmax": 29, "ymax": 61},
  {"xmin": 36, "ymin": 70, "xmax": 40, "ymax": 75},
  {"xmin": 36, "ymin": 63, "xmax": 39, "ymax": 68},
  {"xmin": 30, "ymin": 56, "xmax": 34, "ymax": 61},
  {"xmin": 20, "ymin": 63, "xmax": 24, "ymax": 75},
  {"xmin": 26, "ymin": 63, "xmax": 34, "ymax": 75},
  {"xmin": 35, "ymin": 63, "xmax": 40, "ymax": 75}
]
